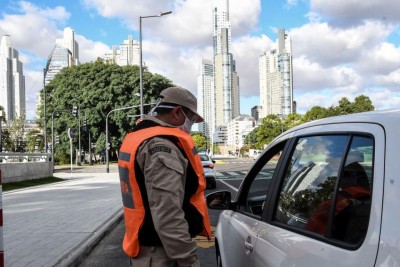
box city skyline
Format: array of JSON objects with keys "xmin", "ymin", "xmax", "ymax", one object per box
[{"xmin": 0, "ymin": 0, "xmax": 400, "ymax": 120}]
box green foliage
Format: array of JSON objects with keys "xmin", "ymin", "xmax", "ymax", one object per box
[
  {"xmin": 302, "ymin": 106, "xmax": 329, "ymax": 122},
  {"xmin": 302, "ymin": 95, "xmax": 374, "ymax": 122},
  {"xmin": 191, "ymin": 131, "xmax": 209, "ymax": 151},
  {"xmin": 1, "ymin": 128, "xmax": 12, "ymax": 151},
  {"xmin": 39, "ymin": 60, "xmax": 174, "ymax": 161},
  {"xmin": 25, "ymin": 129, "xmax": 44, "ymax": 152},
  {"xmin": 213, "ymin": 144, "xmax": 221, "ymax": 155},
  {"xmin": 0, "ymin": 105, "xmax": 5, "ymax": 122},
  {"xmin": 255, "ymin": 115, "xmax": 283, "ymax": 148},
  {"xmin": 244, "ymin": 129, "xmax": 259, "ymax": 149},
  {"xmin": 245, "ymin": 94, "xmax": 375, "ymax": 150},
  {"xmin": 3, "ymin": 177, "xmax": 64, "ymax": 191},
  {"xmin": 3, "ymin": 116, "xmax": 25, "ymax": 152},
  {"xmin": 352, "ymin": 95, "xmax": 374, "ymax": 113},
  {"xmin": 284, "ymin": 113, "xmax": 303, "ymax": 129},
  {"xmin": 239, "ymin": 145, "xmax": 250, "ymax": 157}
]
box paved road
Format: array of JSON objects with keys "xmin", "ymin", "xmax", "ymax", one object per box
[{"xmin": 78, "ymin": 159, "xmax": 253, "ymax": 266}]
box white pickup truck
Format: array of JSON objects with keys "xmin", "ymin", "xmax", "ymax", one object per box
[{"xmin": 207, "ymin": 109, "xmax": 400, "ymax": 267}]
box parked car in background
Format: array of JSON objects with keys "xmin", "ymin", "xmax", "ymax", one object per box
[
  {"xmin": 252, "ymin": 150, "xmax": 262, "ymax": 160},
  {"xmin": 207, "ymin": 109, "xmax": 400, "ymax": 267},
  {"xmin": 200, "ymin": 154, "xmax": 217, "ymax": 189}
]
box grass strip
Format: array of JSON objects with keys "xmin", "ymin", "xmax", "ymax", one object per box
[{"xmin": 3, "ymin": 177, "xmax": 65, "ymax": 192}]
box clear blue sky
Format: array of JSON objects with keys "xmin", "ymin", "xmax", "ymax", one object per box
[{"xmin": 1, "ymin": 0, "xmax": 400, "ymax": 120}]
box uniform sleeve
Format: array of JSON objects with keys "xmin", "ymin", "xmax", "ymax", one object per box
[{"xmin": 137, "ymin": 137, "xmax": 199, "ymax": 266}]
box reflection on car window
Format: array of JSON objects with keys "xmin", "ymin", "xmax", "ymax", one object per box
[
  {"xmin": 274, "ymin": 135, "xmax": 374, "ymax": 246},
  {"xmin": 275, "ymin": 135, "xmax": 349, "ymax": 230},
  {"xmin": 240, "ymin": 142, "xmax": 285, "ymax": 218}
]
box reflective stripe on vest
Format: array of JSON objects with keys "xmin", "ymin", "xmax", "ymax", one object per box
[{"xmin": 118, "ymin": 126, "xmax": 212, "ymax": 257}]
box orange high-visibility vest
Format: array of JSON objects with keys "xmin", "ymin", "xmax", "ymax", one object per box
[{"xmin": 118, "ymin": 126, "xmax": 212, "ymax": 257}]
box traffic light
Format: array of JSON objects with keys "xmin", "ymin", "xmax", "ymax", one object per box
[
  {"xmin": 72, "ymin": 105, "xmax": 78, "ymax": 117},
  {"xmin": 55, "ymin": 135, "xmax": 60, "ymax": 144},
  {"xmin": 106, "ymin": 142, "xmax": 110, "ymax": 150}
]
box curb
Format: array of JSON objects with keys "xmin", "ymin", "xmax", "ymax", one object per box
[{"xmin": 55, "ymin": 209, "xmax": 124, "ymax": 267}]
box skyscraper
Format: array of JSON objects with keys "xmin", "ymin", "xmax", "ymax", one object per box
[
  {"xmin": 197, "ymin": 59, "xmax": 214, "ymax": 138},
  {"xmin": 212, "ymin": 0, "xmax": 240, "ymax": 126},
  {"xmin": 0, "ymin": 35, "xmax": 25, "ymax": 121},
  {"xmin": 259, "ymin": 29, "xmax": 293, "ymax": 118},
  {"xmin": 197, "ymin": 0, "xmax": 240, "ymax": 142},
  {"xmin": 45, "ymin": 27, "xmax": 79, "ymax": 85},
  {"xmin": 105, "ymin": 35, "xmax": 140, "ymax": 66}
]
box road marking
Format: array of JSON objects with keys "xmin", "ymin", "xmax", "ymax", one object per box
[
  {"xmin": 195, "ymin": 226, "xmax": 216, "ymax": 248},
  {"xmin": 219, "ymin": 179, "xmax": 239, "ymax": 192}
]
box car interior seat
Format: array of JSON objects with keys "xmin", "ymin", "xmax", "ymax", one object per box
[{"xmin": 332, "ymin": 151, "xmax": 371, "ymax": 244}]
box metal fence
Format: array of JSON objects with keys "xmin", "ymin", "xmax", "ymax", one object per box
[{"xmin": 0, "ymin": 152, "xmax": 51, "ymax": 163}]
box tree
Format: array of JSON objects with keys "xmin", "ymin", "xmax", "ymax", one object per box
[
  {"xmin": 191, "ymin": 131, "xmax": 209, "ymax": 151},
  {"xmin": 39, "ymin": 59, "xmax": 174, "ymax": 163},
  {"xmin": 256, "ymin": 115, "xmax": 283, "ymax": 148},
  {"xmin": 5, "ymin": 116, "xmax": 25, "ymax": 152},
  {"xmin": 244, "ymin": 129, "xmax": 258, "ymax": 149},
  {"xmin": 284, "ymin": 113, "xmax": 303, "ymax": 130},
  {"xmin": 0, "ymin": 105, "xmax": 5, "ymax": 152},
  {"xmin": 302, "ymin": 106, "xmax": 329, "ymax": 122},
  {"xmin": 25, "ymin": 129, "xmax": 44, "ymax": 152},
  {"xmin": 1, "ymin": 128, "xmax": 12, "ymax": 152},
  {"xmin": 336, "ymin": 97, "xmax": 353, "ymax": 115},
  {"xmin": 352, "ymin": 95, "xmax": 374, "ymax": 113}
]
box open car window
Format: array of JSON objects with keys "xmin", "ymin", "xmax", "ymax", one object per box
[{"xmin": 237, "ymin": 141, "xmax": 287, "ymax": 219}]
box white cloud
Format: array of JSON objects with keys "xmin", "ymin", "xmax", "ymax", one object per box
[
  {"xmin": 75, "ymin": 35, "xmax": 110, "ymax": 63},
  {"xmin": 82, "ymin": 0, "xmax": 172, "ymax": 22},
  {"xmin": 289, "ymin": 20, "xmax": 393, "ymax": 68},
  {"xmin": 366, "ymin": 90, "xmax": 400, "ymax": 110},
  {"xmin": 24, "ymin": 70, "xmax": 42, "ymax": 119},
  {"xmin": 356, "ymin": 42, "xmax": 400, "ymax": 75},
  {"xmin": 311, "ymin": 0, "xmax": 400, "ymax": 25},
  {"xmin": 375, "ymin": 69, "xmax": 400, "ymax": 88},
  {"xmin": 0, "ymin": 2, "xmax": 68, "ymax": 57},
  {"xmin": 293, "ymin": 56, "xmax": 362, "ymax": 93}
]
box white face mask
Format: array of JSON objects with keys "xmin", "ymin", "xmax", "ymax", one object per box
[{"xmin": 178, "ymin": 111, "xmax": 196, "ymax": 133}]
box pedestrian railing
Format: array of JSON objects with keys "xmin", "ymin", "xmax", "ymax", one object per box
[{"xmin": 0, "ymin": 152, "xmax": 51, "ymax": 163}]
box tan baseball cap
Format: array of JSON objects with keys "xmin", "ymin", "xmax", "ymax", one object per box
[{"xmin": 159, "ymin": 87, "xmax": 204, "ymax": 123}]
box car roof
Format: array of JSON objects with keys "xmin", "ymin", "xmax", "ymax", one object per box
[{"xmin": 287, "ymin": 108, "xmax": 400, "ymax": 134}]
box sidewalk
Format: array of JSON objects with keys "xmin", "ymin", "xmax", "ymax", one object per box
[{"xmin": 3, "ymin": 171, "xmax": 123, "ymax": 267}]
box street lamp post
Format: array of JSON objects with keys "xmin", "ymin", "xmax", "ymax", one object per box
[
  {"xmin": 139, "ymin": 11, "xmax": 172, "ymax": 117},
  {"xmin": 51, "ymin": 110, "xmax": 57, "ymax": 164},
  {"xmin": 105, "ymin": 103, "xmax": 154, "ymax": 173},
  {"xmin": 43, "ymin": 46, "xmax": 56, "ymax": 154},
  {"xmin": 0, "ymin": 110, "xmax": 3, "ymax": 153},
  {"xmin": 78, "ymin": 103, "xmax": 83, "ymax": 165},
  {"xmin": 43, "ymin": 68, "xmax": 47, "ymax": 153}
]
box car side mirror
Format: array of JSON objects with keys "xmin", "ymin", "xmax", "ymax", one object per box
[
  {"xmin": 212, "ymin": 159, "xmax": 216, "ymax": 164},
  {"xmin": 206, "ymin": 191, "xmax": 232, "ymax": 210}
]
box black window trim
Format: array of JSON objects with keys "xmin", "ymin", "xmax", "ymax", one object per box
[{"xmin": 234, "ymin": 139, "xmax": 292, "ymax": 220}]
